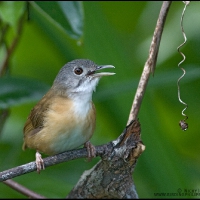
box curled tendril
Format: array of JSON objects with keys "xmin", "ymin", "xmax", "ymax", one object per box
[{"xmin": 177, "ymin": 2, "xmax": 190, "ymax": 131}]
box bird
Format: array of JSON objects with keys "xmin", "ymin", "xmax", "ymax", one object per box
[{"xmin": 22, "ymin": 59, "xmax": 115, "ymax": 173}]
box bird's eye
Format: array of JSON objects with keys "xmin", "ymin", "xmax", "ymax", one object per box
[{"xmin": 74, "ymin": 67, "xmax": 83, "ymax": 75}]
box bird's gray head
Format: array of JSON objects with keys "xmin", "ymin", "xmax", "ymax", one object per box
[{"xmin": 53, "ymin": 59, "xmax": 115, "ymax": 95}]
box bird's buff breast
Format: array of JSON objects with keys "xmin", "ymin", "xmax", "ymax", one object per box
[{"xmin": 27, "ymin": 97, "xmax": 95, "ymax": 155}]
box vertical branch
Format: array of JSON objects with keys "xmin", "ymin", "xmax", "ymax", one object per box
[{"xmin": 127, "ymin": 1, "xmax": 172, "ymax": 125}]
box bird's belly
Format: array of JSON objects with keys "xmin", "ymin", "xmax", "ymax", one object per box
[
  {"xmin": 29, "ymin": 98, "xmax": 96, "ymax": 155},
  {"xmin": 49, "ymin": 126, "xmax": 92, "ymax": 154}
]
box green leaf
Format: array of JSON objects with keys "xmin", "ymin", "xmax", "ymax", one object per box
[
  {"xmin": 0, "ymin": 77, "xmax": 49, "ymax": 109},
  {"xmin": 0, "ymin": 1, "xmax": 26, "ymax": 33},
  {"xmin": 29, "ymin": 1, "xmax": 84, "ymax": 39},
  {"xmin": 57, "ymin": 1, "xmax": 84, "ymax": 36}
]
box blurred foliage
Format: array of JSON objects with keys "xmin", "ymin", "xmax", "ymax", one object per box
[{"xmin": 0, "ymin": 1, "xmax": 200, "ymax": 198}]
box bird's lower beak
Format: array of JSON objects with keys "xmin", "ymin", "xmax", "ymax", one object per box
[{"xmin": 91, "ymin": 65, "xmax": 115, "ymax": 78}]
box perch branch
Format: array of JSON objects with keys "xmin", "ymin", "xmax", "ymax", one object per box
[
  {"xmin": 0, "ymin": 144, "xmax": 108, "ymax": 182},
  {"xmin": 127, "ymin": 1, "xmax": 172, "ymax": 125}
]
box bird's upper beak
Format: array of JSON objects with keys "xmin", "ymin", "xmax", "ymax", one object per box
[{"xmin": 88, "ymin": 65, "xmax": 115, "ymax": 78}]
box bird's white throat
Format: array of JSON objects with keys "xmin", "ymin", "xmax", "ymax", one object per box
[
  {"xmin": 68, "ymin": 77, "xmax": 99, "ymax": 117},
  {"xmin": 68, "ymin": 77, "xmax": 100, "ymax": 98}
]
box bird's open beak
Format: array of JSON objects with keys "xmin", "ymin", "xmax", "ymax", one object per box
[{"xmin": 89, "ymin": 65, "xmax": 115, "ymax": 78}]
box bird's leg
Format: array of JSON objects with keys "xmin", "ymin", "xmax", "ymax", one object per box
[
  {"xmin": 84, "ymin": 141, "xmax": 96, "ymax": 161},
  {"xmin": 35, "ymin": 151, "xmax": 45, "ymax": 173}
]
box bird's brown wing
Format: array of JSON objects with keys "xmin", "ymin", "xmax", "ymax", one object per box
[{"xmin": 23, "ymin": 91, "xmax": 52, "ymax": 150}]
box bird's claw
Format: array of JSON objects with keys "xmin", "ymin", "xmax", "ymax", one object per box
[
  {"xmin": 84, "ymin": 141, "xmax": 96, "ymax": 161},
  {"xmin": 36, "ymin": 151, "xmax": 45, "ymax": 174}
]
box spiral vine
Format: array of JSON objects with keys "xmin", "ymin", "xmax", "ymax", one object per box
[{"xmin": 177, "ymin": 1, "xmax": 190, "ymax": 131}]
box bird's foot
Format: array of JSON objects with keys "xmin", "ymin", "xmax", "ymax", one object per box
[
  {"xmin": 84, "ymin": 141, "xmax": 96, "ymax": 161},
  {"xmin": 35, "ymin": 151, "xmax": 45, "ymax": 174}
]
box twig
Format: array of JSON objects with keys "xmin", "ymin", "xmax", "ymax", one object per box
[
  {"xmin": 3, "ymin": 179, "xmax": 46, "ymax": 199},
  {"xmin": 0, "ymin": 9, "xmax": 26, "ymax": 76},
  {"xmin": 0, "ymin": 109, "xmax": 10, "ymax": 136},
  {"xmin": 0, "ymin": 8, "xmax": 26, "ymax": 140},
  {"xmin": 0, "ymin": 24, "xmax": 9, "ymax": 47},
  {"xmin": 127, "ymin": 1, "xmax": 172, "ymax": 125},
  {"xmin": 0, "ymin": 144, "xmax": 108, "ymax": 182}
]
